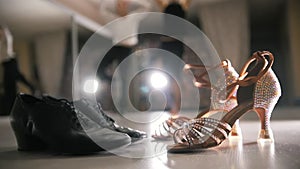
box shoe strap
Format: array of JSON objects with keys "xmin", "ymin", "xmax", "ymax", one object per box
[
  {"xmin": 185, "ymin": 60, "xmax": 239, "ymax": 103},
  {"xmin": 184, "ymin": 59, "xmax": 232, "ymax": 88},
  {"xmin": 226, "ymin": 51, "xmax": 274, "ymax": 93},
  {"xmin": 173, "ymin": 117, "xmax": 232, "ymax": 146}
]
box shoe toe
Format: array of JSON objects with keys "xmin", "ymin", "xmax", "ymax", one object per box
[
  {"xmin": 167, "ymin": 143, "xmax": 190, "ymax": 153},
  {"xmin": 88, "ymin": 128, "xmax": 131, "ymax": 150},
  {"xmin": 116, "ymin": 126, "xmax": 147, "ymax": 140}
]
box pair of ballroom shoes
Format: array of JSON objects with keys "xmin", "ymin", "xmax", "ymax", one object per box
[
  {"xmin": 152, "ymin": 51, "xmax": 282, "ymax": 153},
  {"xmin": 10, "ymin": 93, "xmax": 146, "ymax": 154}
]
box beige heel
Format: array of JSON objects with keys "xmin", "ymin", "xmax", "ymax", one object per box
[
  {"xmin": 256, "ymin": 107, "xmax": 274, "ymax": 141},
  {"xmin": 230, "ymin": 120, "xmax": 242, "ymax": 137}
]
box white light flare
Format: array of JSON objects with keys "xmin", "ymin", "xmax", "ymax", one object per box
[
  {"xmin": 83, "ymin": 79, "xmax": 99, "ymax": 94},
  {"xmin": 150, "ymin": 72, "xmax": 168, "ymax": 89}
]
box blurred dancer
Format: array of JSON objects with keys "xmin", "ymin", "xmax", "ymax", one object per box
[
  {"xmin": 98, "ymin": 0, "xmax": 151, "ymax": 109},
  {"xmin": 155, "ymin": 0, "xmax": 192, "ymax": 116},
  {"xmin": 0, "ymin": 26, "xmax": 34, "ymax": 115},
  {"xmin": 98, "ymin": 0, "xmax": 151, "ymax": 82}
]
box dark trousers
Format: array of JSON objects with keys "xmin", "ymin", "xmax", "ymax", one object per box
[
  {"xmin": 97, "ymin": 45, "xmax": 131, "ymax": 82},
  {"xmin": 0, "ymin": 58, "xmax": 34, "ymax": 115}
]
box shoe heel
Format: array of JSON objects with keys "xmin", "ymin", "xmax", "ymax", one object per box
[
  {"xmin": 255, "ymin": 107, "xmax": 274, "ymax": 141},
  {"xmin": 10, "ymin": 96, "xmax": 46, "ymax": 151},
  {"xmin": 229, "ymin": 120, "xmax": 242, "ymax": 137},
  {"xmin": 10, "ymin": 120, "xmax": 46, "ymax": 151},
  {"xmin": 13, "ymin": 126, "xmax": 46, "ymax": 151}
]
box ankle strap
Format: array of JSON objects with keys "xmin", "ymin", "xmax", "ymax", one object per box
[
  {"xmin": 218, "ymin": 51, "xmax": 274, "ymax": 102},
  {"xmin": 184, "ymin": 60, "xmax": 231, "ymax": 88},
  {"xmin": 227, "ymin": 51, "xmax": 274, "ymax": 90}
]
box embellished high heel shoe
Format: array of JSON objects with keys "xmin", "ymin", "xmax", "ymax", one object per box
[
  {"xmin": 152, "ymin": 60, "xmax": 240, "ymax": 140},
  {"xmin": 168, "ymin": 51, "xmax": 281, "ymax": 153}
]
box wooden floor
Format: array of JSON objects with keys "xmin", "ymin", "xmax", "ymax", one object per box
[{"xmin": 0, "ymin": 108, "xmax": 300, "ymax": 169}]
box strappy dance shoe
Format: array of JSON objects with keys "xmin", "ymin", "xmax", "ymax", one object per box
[
  {"xmin": 152, "ymin": 59, "xmax": 240, "ymax": 140},
  {"xmin": 168, "ymin": 51, "xmax": 281, "ymax": 153}
]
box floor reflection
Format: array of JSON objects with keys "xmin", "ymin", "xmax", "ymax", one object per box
[
  {"xmin": 223, "ymin": 137, "xmax": 276, "ymax": 169},
  {"xmin": 228, "ymin": 136, "xmax": 244, "ymax": 169},
  {"xmin": 258, "ymin": 140, "xmax": 275, "ymax": 169},
  {"xmin": 1, "ymin": 115, "xmax": 300, "ymax": 169},
  {"xmin": 154, "ymin": 136, "xmax": 278, "ymax": 169}
]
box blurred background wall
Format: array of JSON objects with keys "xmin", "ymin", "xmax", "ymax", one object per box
[{"xmin": 0, "ymin": 0, "xmax": 299, "ymax": 111}]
